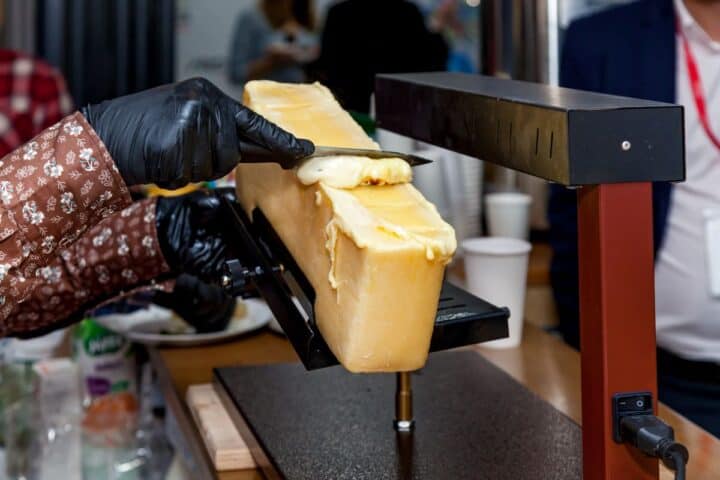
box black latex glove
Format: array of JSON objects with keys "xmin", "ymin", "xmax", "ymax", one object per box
[
  {"xmin": 82, "ymin": 77, "xmax": 313, "ymax": 189},
  {"xmin": 155, "ymin": 188, "xmax": 237, "ymax": 282},
  {"xmin": 152, "ymin": 274, "xmax": 235, "ymax": 333}
]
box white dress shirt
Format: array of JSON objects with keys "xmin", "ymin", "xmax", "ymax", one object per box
[{"xmin": 655, "ymin": 0, "xmax": 720, "ymax": 362}]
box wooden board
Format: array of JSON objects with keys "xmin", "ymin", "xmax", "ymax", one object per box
[{"xmin": 186, "ymin": 384, "xmax": 256, "ymax": 471}]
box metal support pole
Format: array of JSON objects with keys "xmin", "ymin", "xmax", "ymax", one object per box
[
  {"xmin": 394, "ymin": 372, "xmax": 414, "ymax": 432},
  {"xmin": 578, "ymin": 183, "xmax": 658, "ymax": 480}
]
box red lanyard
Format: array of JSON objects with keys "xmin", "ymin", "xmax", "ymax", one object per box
[{"xmin": 677, "ymin": 15, "xmax": 720, "ymax": 151}]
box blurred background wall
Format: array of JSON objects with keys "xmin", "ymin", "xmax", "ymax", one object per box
[{"xmin": 32, "ymin": 0, "xmax": 174, "ymax": 107}]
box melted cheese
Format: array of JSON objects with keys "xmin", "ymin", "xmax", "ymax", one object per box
[
  {"xmin": 321, "ymin": 185, "xmax": 456, "ymax": 262},
  {"xmin": 297, "ymin": 156, "xmax": 412, "ymax": 188}
]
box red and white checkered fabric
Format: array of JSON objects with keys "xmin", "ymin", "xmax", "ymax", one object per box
[{"xmin": 0, "ymin": 50, "xmax": 73, "ymax": 159}]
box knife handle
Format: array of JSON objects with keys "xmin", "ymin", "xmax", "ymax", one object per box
[{"xmin": 237, "ymin": 140, "xmax": 301, "ymax": 170}]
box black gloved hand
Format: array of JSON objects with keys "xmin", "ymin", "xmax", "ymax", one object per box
[
  {"xmin": 152, "ymin": 274, "xmax": 235, "ymax": 333},
  {"xmin": 155, "ymin": 188, "xmax": 237, "ymax": 282},
  {"xmin": 82, "ymin": 77, "xmax": 313, "ymax": 189}
]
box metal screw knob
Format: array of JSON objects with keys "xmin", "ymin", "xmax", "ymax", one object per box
[
  {"xmin": 220, "ymin": 260, "xmax": 284, "ymax": 297},
  {"xmin": 621, "ymin": 140, "xmax": 632, "ymax": 151},
  {"xmin": 221, "ymin": 259, "xmax": 255, "ymax": 296}
]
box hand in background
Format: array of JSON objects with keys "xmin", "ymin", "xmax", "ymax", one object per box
[{"xmin": 266, "ymin": 42, "xmax": 302, "ymax": 65}]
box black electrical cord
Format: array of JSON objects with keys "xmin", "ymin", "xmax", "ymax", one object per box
[
  {"xmin": 669, "ymin": 450, "xmax": 686, "ymax": 480},
  {"xmin": 658, "ymin": 441, "xmax": 687, "ymax": 480},
  {"xmin": 619, "ymin": 415, "xmax": 688, "ymax": 480}
]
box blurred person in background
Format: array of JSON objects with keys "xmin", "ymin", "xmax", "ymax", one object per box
[
  {"xmin": 312, "ymin": 0, "xmax": 449, "ymax": 114},
  {"xmin": 229, "ymin": 0, "xmax": 318, "ymax": 85},
  {"xmin": 548, "ymin": 0, "xmax": 720, "ymax": 436},
  {"xmin": 426, "ymin": 0, "xmax": 480, "ymax": 73},
  {"xmin": 0, "ymin": 50, "xmax": 73, "ymax": 158}
]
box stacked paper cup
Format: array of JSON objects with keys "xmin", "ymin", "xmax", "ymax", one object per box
[
  {"xmin": 485, "ymin": 192, "xmax": 532, "ymax": 240},
  {"xmin": 463, "ymin": 191, "xmax": 533, "ymax": 349}
]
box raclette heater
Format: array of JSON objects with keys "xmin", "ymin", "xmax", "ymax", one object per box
[{"xmin": 212, "ymin": 72, "xmax": 685, "ymax": 480}]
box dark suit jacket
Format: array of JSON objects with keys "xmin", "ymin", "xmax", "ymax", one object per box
[
  {"xmin": 313, "ymin": 0, "xmax": 448, "ymax": 114},
  {"xmin": 549, "ymin": 0, "xmax": 676, "ymax": 348}
]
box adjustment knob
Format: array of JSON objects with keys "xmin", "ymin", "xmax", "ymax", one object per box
[{"xmin": 221, "ymin": 259, "xmax": 263, "ymax": 297}]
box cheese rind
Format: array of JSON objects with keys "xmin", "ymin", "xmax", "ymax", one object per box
[
  {"xmin": 237, "ymin": 81, "xmax": 456, "ymax": 372},
  {"xmin": 241, "ymin": 81, "xmax": 376, "ymax": 149}
]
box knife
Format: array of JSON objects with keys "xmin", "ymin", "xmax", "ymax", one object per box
[{"xmin": 238, "ymin": 140, "xmax": 433, "ymax": 170}]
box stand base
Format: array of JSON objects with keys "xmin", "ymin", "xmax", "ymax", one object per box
[{"xmin": 214, "ymin": 351, "xmax": 581, "ymax": 480}]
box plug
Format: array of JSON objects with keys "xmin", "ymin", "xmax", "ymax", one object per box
[
  {"xmin": 613, "ymin": 392, "xmax": 689, "ymax": 480},
  {"xmin": 613, "ymin": 392, "xmax": 653, "ymax": 442}
]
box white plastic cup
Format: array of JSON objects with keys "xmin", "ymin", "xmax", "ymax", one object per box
[
  {"xmin": 462, "ymin": 237, "xmax": 532, "ymax": 349},
  {"xmin": 485, "ymin": 192, "xmax": 532, "ymax": 239}
]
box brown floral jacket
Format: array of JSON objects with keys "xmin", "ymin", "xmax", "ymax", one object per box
[
  {"xmin": 6, "ymin": 198, "xmax": 171, "ymax": 337},
  {"xmin": 0, "ymin": 113, "xmax": 170, "ymax": 336}
]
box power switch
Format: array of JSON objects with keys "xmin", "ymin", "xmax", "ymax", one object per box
[{"xmin": 613, "ymin": 392, "xmax": 654, "ymax": 443}]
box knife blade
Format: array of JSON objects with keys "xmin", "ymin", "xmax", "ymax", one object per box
[{"xmin": 238, "ymin": 140, "xmax": 433, "ymax": 170}]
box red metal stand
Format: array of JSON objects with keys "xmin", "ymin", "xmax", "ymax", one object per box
[{"xmin": 578, "ymin": 183, "xmax": 659, "ymax": 480}]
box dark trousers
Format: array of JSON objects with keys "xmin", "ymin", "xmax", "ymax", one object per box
[{"xmin": 657, "ymin": 348, "xmax": 720, "ymax": 438}]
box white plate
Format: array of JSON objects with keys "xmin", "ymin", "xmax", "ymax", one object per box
[
  {"xmin": 267, "ymin": 316, "xmax": 284, "ymax": 335},
  {"xmin": 97, "ymin": 299, "xmax": 273, "ymax": 347}
]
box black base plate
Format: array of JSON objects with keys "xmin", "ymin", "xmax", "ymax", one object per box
[{"xmin": 214, "ymin": 351, "xmax": 581, "ymax": 480}]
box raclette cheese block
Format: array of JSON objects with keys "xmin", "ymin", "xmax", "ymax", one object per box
[{"xmin": 236, "ymin": 81, "xmax": 456, "ymax": 372}]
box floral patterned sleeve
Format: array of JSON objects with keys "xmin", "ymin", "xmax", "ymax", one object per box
[
  {"xmin": 0, "ymin": 112, "xmax": 131, "ymax": 320},
  {"xmin": 3, "ymin": 198, "xmax": 171, "ymax": 337}
]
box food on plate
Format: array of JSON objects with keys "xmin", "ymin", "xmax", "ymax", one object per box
[{"xmin": 162, "ymin": 299, "xmax": 248, "ymax": 335}]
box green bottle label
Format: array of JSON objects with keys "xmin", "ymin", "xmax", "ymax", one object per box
[{"xmin": 75, "ymin": 318, "xmax": 125, "ymax": 357}]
